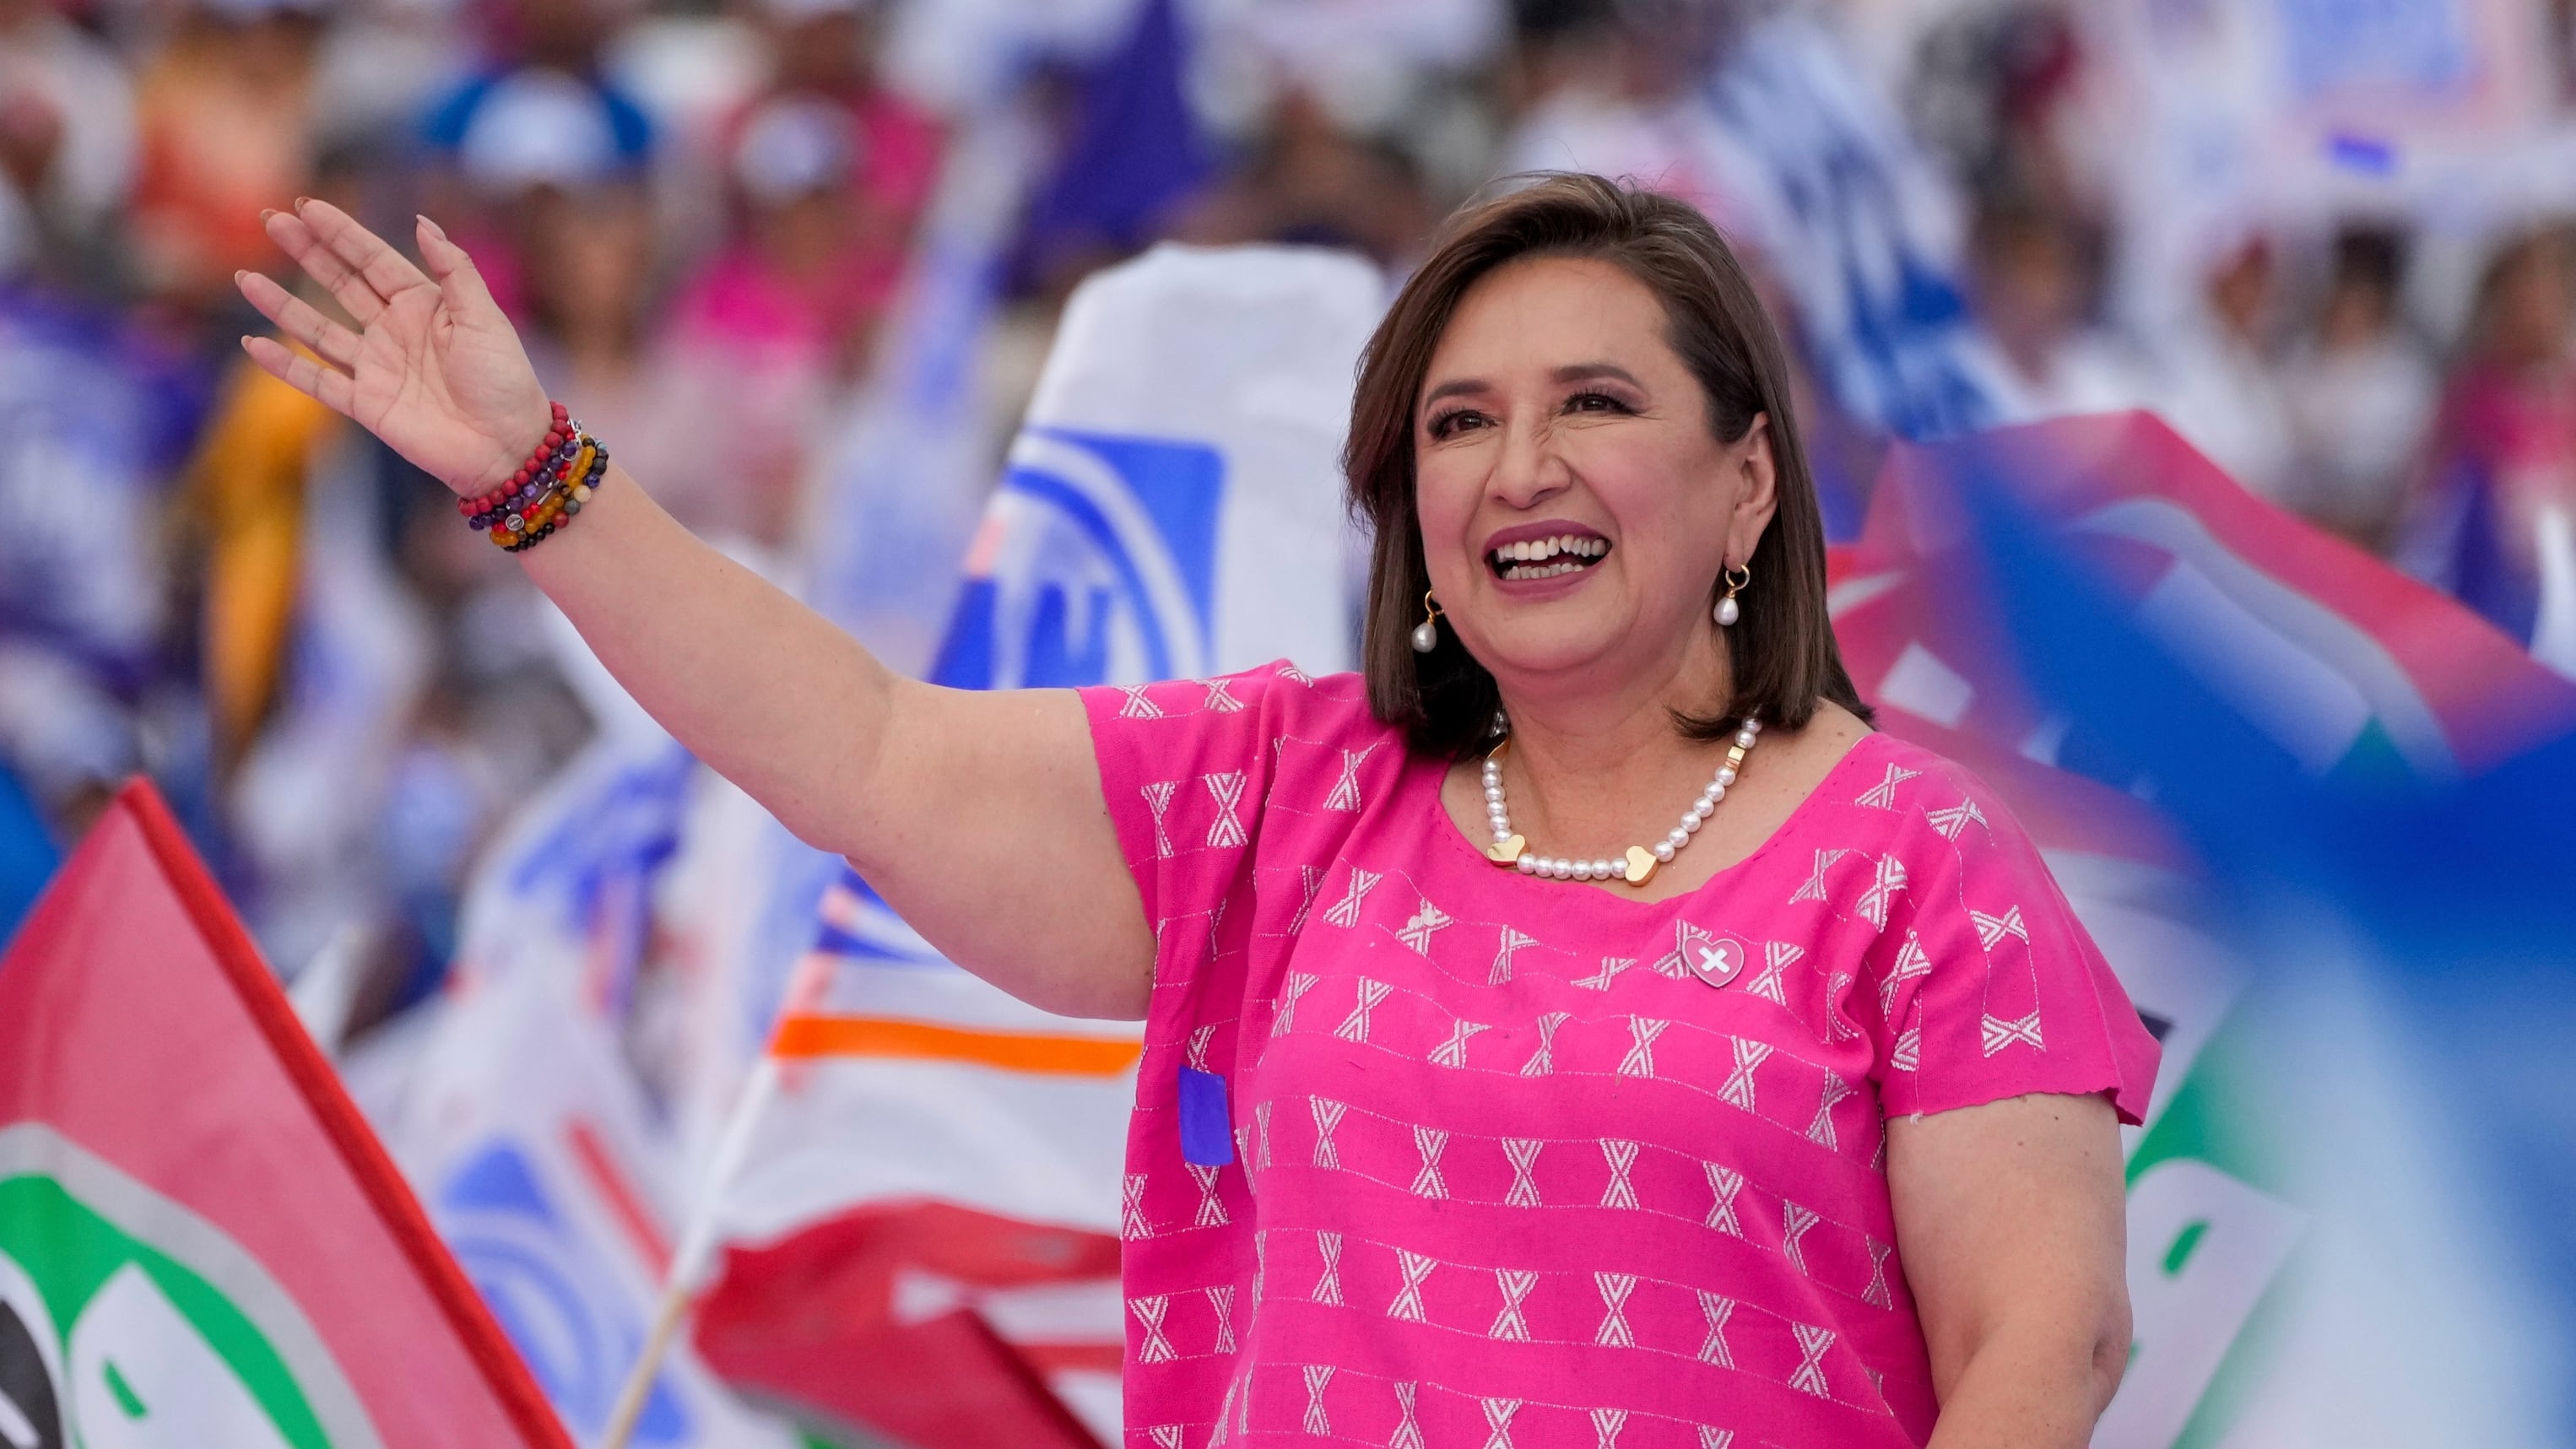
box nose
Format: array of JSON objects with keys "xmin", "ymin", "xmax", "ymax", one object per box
[{"xmin": 1488, "ymin": 413, "xmax": 1572, "ymax": 511}]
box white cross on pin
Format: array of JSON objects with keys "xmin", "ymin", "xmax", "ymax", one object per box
[{"xmin": 1693, "ymin": 941, "xmax": 1743, "ymax": 988}]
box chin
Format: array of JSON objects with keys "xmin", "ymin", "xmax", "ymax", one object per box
[{"xmin": 1466, "ymin": 614, "xmax": 1636, "ymax": 682}]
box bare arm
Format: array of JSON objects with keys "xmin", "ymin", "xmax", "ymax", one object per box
[
  {"xmin": 237, "ymin": 200, "xmax": 1153, "ymax": 1019},
  {"xmin": 1887, "ymin": 1091, "xmax": 2132, "ymax": 1447}
]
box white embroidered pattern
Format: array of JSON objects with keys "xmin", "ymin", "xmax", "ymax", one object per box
[
  {"xmin": 1202, "ymin": 677, "xmax": 1244, "ymax": 713},
  {"xmin": 1482, "ymin": 1399, "xmax": 1523, "ymax": 1449},
  {"xmin": 1209, "ymin": 1284, "xmax": 1238, "ymax": 1354},
  {"xmin": 1881, "ymin": 930, "xmax": 1933, "ymax": 1018},
  {"xmin": 1781, "ymin": 1201, "xmax": 1821, "ymax": 1276},
  {"xmin": 1272, "ymin": 972, "xmax": 1318, "ymax": 1037},
  {"xmin": 1388, "ymin": 1250, "xmax": 1437, "ymax": 1321},
  {"xmin": 1334, "ymin": 978, "xmax": 1392, "ymax": 1042},
  {"xmin": 1790, "ymin": 847, "xmax": 1851, "ymax": 904},
  {"xmin": 1892, "ymin": 1025, "xmax": 1922, "ymax": 1072},
  {"xmin": 1122, "ymin": 1173, "xmax": 1150, "ymax": 1241},
  {"xmin": 1397, "ymin": 898, "xmax": 1453, "ymax": 954},
  {"xmin": 1140, "ymin": 781, "xmax": 1178, "ymax": 858},
  {"xmin": 1391, "ymin": 1381, "xmax": 1425, "ymax": 1449},
  {"xmin": 1286, "ymin": 864, "xmax": 1325, "ymax": 934},
  {"xmin": 1133, "ymin": 1294, "xmax": 1176, "ymax": 1362},
  {"xmin": 1616, "ymin": 1018, "xmax": 1667, "ymax": 1078},
  {"xmin": 1927, "ymin": 797, "xmax": 1988, "ymax": 840},
  {"xmin": 1981, "ymin": 1011, "xmax": 2044, "ymax": 1054},
  {"xmin": 1808, "ymin": 1074, "xmax": 1856, "ymax": 1150},
  {"xmin": 1189, "ymin": 1163, "xmax": 1227, "ymax": 1227},
  {"xmin": 1699, "ymin": 1430, "xmax": 1738, "ymax": 1449},
  {"xmin": 1855, "ymin": 854, "xmax": 1908, "ymax": 928},
  {"xmin": 1790, "ymin": 1323, "xmax": 1836, "ymax": 1397},
  {"xmin": 1651, "ymin": 921, "xmax": 1715, "ymax": 979},
  {"xmin": 1703, "ymin": 1162, "xmax": 1745, "ymax": 1236},
  {"xmin": 1864, "ymin": 1239, "xmax": 1894, "ymax": 1308},
  {"xmin": 1118, "ymin": 684, "xmax": 1164, "ymax": 719},
  {"xmin": 1323, "ymin": 743, "xmax": 1378, "ymax": 811},
  {"xmin": 1410, "ymin": 1127, "xmax": 1450, "ymax": 1199},
  {"xmin": 1599, "ymin": 1138, "xmax": 1642, "ymax": 1209},
  {"xmin": 1312, "ymin": 1232, "xmax": 1345, "ymax": 1306},
  {"xmin": 1577, "ymin": 955, "xmax": 1639, "ymax": 991},
  {"xmin": 1504, "ymin": 1139, "xmax": 1545, "ymax": 1208},
  {"xmin": 1490, "ymin": 1269, "xmax": 1538, "ymax": 1340},
  {"xmin": 1856, "ymin": 761, "xmax": 1921, "ymax": 809},
  {"xmin": 1310, "ymin": 1097, "xmax": 1348, "ymax": 1170},
  {"xmin": 1277, "ymin": 660, "xmax": 1314, "ymax": 685},
  {"xmin": 1523, "ymin": 1013, "xmax": 1572, "ymax": 1076},
  {"xmin": 1720, "ymin": 1037, "xmax": 1771, "ymax": 1111},
  {"xmin": 1323, "ymin": 868, "xmax": 1379, "ymax": 927},
  {"xmin": 1203, "ymin": 772, "xmax": 1248, "ymax": 848},
  {"xmin": 1429, "ymin": 1019, "xmax": 1490, "ymax": 1068},
  {"xmin": 1185, "ymin": 1025, "xmax": 1218, "ymax": 1072},
  {"xmin": 1972, "ymin": 905, "xmax": 2029, "ymax": 949},
  {"xmin": 1491, "ymin": 926, "xmax": 1538, "ymax": 985},
  {"xmin": 1591, "ymin": 1408, "xmax": 1629, "ymax": 1448},
  {"xmin": 1150, "ymin": 1425, "xmax": 1182, "ymax": 1449},
  {"xmin": 1746, "ymin": 941, "xmax": 1800, "ymax": 1006},
  {"xmin": 1302, "ymin": 1365, "xmax": 1334, "ymax": 1435},
  {"xmin": 1594, "ymin": 1272, "xmax": 1638, "ymax": 1348},
  {"xmin": 1697, "ymin": 1290, "xmax": 1738, "ymax": 1366}
]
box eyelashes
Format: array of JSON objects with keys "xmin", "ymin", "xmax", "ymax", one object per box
[{"xmin": 1423, "ymin": 391, "xmax": 1637, "ymax": 441}]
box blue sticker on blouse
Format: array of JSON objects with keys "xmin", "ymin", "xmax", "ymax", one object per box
[{"xmin": 1177, "ymin": 1068, "xmax": 1235, "ymax": 1166}]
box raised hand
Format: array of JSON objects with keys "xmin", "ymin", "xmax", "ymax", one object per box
[{"xmin": 236, "ymin": 200, "xmax": 554, "ymax": 498}]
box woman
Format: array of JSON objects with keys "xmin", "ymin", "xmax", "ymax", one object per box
[{"xmin": 238, "ymin": 174, "xmax": 2155, "ymax": 1446}]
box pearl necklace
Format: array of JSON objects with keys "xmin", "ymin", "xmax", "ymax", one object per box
[{"xmin": 1480, "ymin": 717, "xmax": 1762, "ymax": 885}]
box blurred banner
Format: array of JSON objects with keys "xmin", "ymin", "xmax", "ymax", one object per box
[
  {"xmin": 0, "ymin": 781, "xmax": 569, "ymax": 1449},
  {"xmin": 1837, "ymin": 410, "xmax": 2576, "ymax": 1446},
  {"xmin": 682, "ymin": 241, "xmax": 1384, "ymax": 1448}
]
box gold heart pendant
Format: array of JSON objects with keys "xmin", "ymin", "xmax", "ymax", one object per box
[
  {"xmin": 1623, "ymin": 846, "xmax": 1657, "ymax": 885},
  {"xmin": 1486, "ymin": 834, "xmax": 1526, "ymax": 865}
]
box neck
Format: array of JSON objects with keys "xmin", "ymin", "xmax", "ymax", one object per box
[{"xmin": 1490, "ymin": 628, "xmax": 1737, "ymax": 852}]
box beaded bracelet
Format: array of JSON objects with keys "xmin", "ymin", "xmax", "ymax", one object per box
[
  {"xmin": 451, "ymin": 401, "xmax": 612, "ymax": 554},
  {"xmin": 457, "ymin": 402, "xmax": 572, "ymax": 526},
  {"xmin": 495, "ymin": 441, "xmax": 609, "ymax": 553}
]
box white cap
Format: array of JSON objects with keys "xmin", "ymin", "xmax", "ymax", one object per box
[
  {"xmin": 731, "ymin": 95, "xmax": 858, "ymax": 203},
  {"xmin": 457, "ymin": 69, "xmax": 623, "ymax": 195}
]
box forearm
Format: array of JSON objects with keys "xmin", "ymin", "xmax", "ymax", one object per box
[
  {"xmin": 1924, "ymin": 1324, "xmax": 2124, "ymax": 1449},
  {"xmin": 518, "ymin": 463, "xmax": 896, "ymax": 854}
]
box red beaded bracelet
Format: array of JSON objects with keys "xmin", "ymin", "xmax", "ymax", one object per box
[{"xmin": 455, "ymin": 401, "xmax": 571, "ymax": 522}]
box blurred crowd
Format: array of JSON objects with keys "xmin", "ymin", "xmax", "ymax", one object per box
[{"xmin": 6, "ymin": 0, "xmax": 2576, "ymax": 1023}]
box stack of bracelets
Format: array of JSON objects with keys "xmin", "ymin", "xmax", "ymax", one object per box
[{"xmin": 454, "ymin": 401, "xmax": 610, "ymax": 553}]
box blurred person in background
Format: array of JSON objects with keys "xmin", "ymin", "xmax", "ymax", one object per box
[
  {"xmin": 0, "ymin": 0, "xmax": 136, "ymax": 294},
  {"xmin": 2400, "ymin": 221, "xmax": 2576, "ymax": 657},
  {"xmin": 127, "ymin": 0, "xmax": 327, "ymax": 324},
  {"xmin": 1175, "ymin": 88, "xmax": 1434, "ymax": 269},
  {"xmin": 1965, "ymin": 195, "xmax": 2153, "ymax": 421},
  {"xmin": 2146, "ymin": 228, "xmax": 2297, "ymax": 505},
  {"xmin": 2280, "ymin": 224, "xmax": 2438, "ymax": 550}
]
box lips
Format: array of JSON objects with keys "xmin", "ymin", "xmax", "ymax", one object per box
[{"xmin": 1486, "ymin": 530, "xmax": 1610, "ymax": 581}]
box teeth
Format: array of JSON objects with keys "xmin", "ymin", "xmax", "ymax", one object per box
[{"xmin": 1491, "ymin": 534, "xmax": 1609, "ymax": 570}]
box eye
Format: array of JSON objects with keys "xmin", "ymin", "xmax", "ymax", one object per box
[
  {"xmin": 1566, "ymin": 390, "xmax": 1633, "ymax": 415},
  {"xmin": 1426, "ymin": 408, "xmax": 1490, "ymax": 440}
]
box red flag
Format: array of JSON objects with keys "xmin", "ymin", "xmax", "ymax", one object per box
[{"xmin": 0, "ymin": 780, "xmax": 570, "ymax": 1449}]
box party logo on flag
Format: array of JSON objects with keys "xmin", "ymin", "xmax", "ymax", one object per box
[
  {"xmin": 0, "ymin": 1125, "xmax": 378, "ymax": 1449},
  {"xmin": 928, "ymin": 427, "xmax": 1224, "ymax": 690}
]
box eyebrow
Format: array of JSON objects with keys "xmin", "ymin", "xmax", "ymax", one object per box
[{"xmin": 1419, "ymin": 362, "xmax": 1645, "ymax": 409}]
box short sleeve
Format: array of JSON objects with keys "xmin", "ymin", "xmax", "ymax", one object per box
[
  {"xmin": 1867, "ymin": 762, "xmax": 2162, "ymax": 1126},
  {"xmin": 1078, "ymin": 662, "xmax": 1320, "ymax": 934}
]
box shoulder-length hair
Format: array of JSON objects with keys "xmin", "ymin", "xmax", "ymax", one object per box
[{"xmin": 1347, "ymin": 171, "xmax": 1872, "ymax": 759}]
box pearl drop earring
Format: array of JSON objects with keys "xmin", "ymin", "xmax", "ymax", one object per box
[
  {"xmin": 1714, "ymin": 563, "xmax": 1750, "ymax": 628},
  {"xmin": 1411, "ymin": 590, "xmax": 1443, "ymax": 652}
]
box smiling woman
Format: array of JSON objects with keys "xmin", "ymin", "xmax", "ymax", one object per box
[{"xmin": 235, "ymin": 172, "xmax": 2156, "ymax": 1449}]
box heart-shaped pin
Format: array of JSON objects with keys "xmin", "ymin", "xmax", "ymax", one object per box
[
  {"xmin": 1691, "ymin": 937, "xmax": 1745, "ymax": 989},
  {"xmin": 1486, "ymin": 834, "xmax": 1525, "ymax": 865},
  {"xmin": 1622, "ymin": 846, "xmax": 1656, "ymax": 885}
]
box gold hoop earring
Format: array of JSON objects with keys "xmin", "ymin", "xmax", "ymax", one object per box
[
  {"xmin": 1714, "ymin": 564, "xmax": 1751, "ymax": 628},
  {"xmin": 1410, "ymin": 590, "xmax": 1443, "ymax": 652}
]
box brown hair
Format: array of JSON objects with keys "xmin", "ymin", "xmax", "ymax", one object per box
[{"xmin": 1348, "ymin": 171, "xmax": 1872, "ymax": 758}]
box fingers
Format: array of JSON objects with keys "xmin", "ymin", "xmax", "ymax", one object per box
[
  {"xmin": 295, "ymin": 197, "xmax": 436, "ymax": 311},
  {"xmin": 235, "ymin": 268, "xmax": 361, "ymax": 372},
  {"xmin": 262, "ymin": 207, "xmax": 385, "ymax": 325},
  {"xmin": 414, "ymin": 214, "xmax": 500, "ymax": 318},
  {"xmin": 241, "ymin": 335, "xmax": 355, "ymax": 418}
]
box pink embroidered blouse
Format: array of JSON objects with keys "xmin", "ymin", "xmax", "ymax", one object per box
[{"xmin": 1081, "ymin": 664, "xmax": 2159, "ymax": 1448}]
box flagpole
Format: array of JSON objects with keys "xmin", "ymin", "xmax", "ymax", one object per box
[{"xmin": 597, "ymin": 1058, "xmax": 782, "ymax": 1449}]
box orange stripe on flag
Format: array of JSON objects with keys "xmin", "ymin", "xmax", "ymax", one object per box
[{"xmin": 767, "ymin": 1015, "xmax": 1143, "ymax": 1076}]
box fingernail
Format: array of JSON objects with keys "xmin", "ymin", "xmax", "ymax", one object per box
[
  {"xmin": 260, "ymin": 208, "xmax": 278, "ymax": 222},
  {"xmin": 294, "ymin": 196, "xmax": 312, "ymax": 209},
  {"xmin": 417, "ymin": 214, "xmax": 447, "ymax": 241}
]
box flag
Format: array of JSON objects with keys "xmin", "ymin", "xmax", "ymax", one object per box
[
  {"xmin": 688, "ymin": 243, "xmax": 1384, "ymax": 1447},
  {"xmin": 1838, "ymin": 410, "xmax": 2576, "ymax": 1444},
  {"xmin": 0, "ymin": 779, "xmax": 568, "ymax": 1449}
]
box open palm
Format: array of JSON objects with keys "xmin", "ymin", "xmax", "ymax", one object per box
[{"xmin": 237, "ymin": 200, "xmax": 553, "ymax": 497}]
